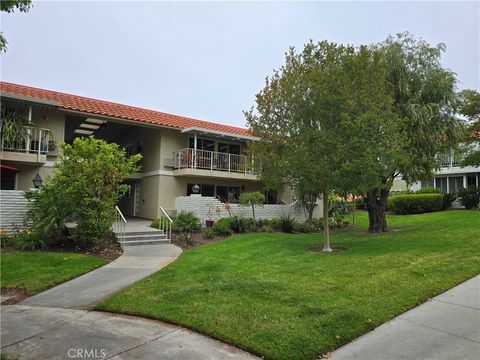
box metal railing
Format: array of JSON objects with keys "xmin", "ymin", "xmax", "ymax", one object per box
[
  {"xmin": 114, "ymin": 206, "xmax": 127, "ymax": 240},
  {"xmin": 172, "ymin": 148, "xmax": 253, "ymax": 174},
  {"xmin": 159, "ymin": 206, "xmax": 173, "ymax": 241},
  {"xmin": 0, "ymin": 126, "xmax": 50, "ymax": 155},
  {"xmin": 437, "ymin": 153, "xmax": 461, "ymax": 168}
]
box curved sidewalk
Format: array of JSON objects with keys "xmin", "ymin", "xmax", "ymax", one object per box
[
  {"xmin": 329, "ymin": 275, "xmax": 480, "ymax": 360},
  {"xmin": 21, "ymin": 244, "xmax": 182, "ymax": 309}
]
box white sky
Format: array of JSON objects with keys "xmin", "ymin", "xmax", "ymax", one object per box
[{"xmin": 1, "ymin": 1, "xmax": 479, "ymax": 128}]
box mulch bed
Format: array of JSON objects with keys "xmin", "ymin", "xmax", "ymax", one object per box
[
  {"xmin": 0, "ymin": 288, "xmax": 27, "ymax": 305},
  {"xmin": 170, "ymin": 232, "xmax": 229, "ymax": 250},
  {"xmin": 0, "ymin": 235, "xmax": 123, "ymax": 261}
]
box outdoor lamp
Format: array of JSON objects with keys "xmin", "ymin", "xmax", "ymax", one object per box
[
  {"xmin": 192, "ymin": 184, "xmax": 200, "ymax": 194},
  {"xmin": 32, "ymin": 173, "xmax": 43, "ymax": 188}
]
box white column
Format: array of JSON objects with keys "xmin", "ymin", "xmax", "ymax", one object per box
[
  {"xmin": 446, "ymin": 177, "xmax": 449, "ymax": 193},
  {"xmin": 463, "ymin": 175, "xmax": 467, "ymax": 189},
  {"xmin": 193, "ymin": 133, "xmax": 197, "ymax": 169},
  {"xmin": 26, "ymin": 105, "xmax": 32, "ymax": 152}
]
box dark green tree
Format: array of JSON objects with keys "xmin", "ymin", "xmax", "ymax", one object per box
[{"xmin": 458, "ymin": 89, "xmax": 480, "ymax": 167}]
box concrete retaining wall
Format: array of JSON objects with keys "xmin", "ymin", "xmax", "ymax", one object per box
[
  {"xmin": 0, "ymin": 190, "xmax": 30, "ymax": 231},
  {"xmin": 175, "ymin": 195, "xmax": 320, "ymax": 223}
]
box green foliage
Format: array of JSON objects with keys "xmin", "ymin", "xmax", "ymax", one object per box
[
  {"xmin": 178, "ymin": 232, "xmax": 194, "ymax": 246},
  {"xmin": 458, "ymin": 89, "xmax": 480, "ymax": 167},
  {"xmin": 279, "ymin": 214, "xmax": 296, "ymax": 233},
  {"xmin": 442, "ymin": 192, "xmax": 457, "ymax": 210},
  {"xmin": 259, "ymin": 224, "xmax": 273, "ymax": 233},
  {"xmin": 388, "ymin": 194, "xmax": 444, "ymax": 214},
  {"xmin": 18, "ymin": 233, "xmax": 45, "ymax": 251},
  {"xmin": 354, "ymin": 197, "xmax": 365, "ymax": 210},
  {"xmin": 269, "ymin": 217, "xmax": 281, "ymax": 230},
  {"xmin": 212, "ymin": 218, "xmax": 233, "ymax": 236},
  {"xmin": 329, "ymin": 197, "xmax": 350, "ymax": 222},
  {"xmin": 0, "ymin": 1, "xmax": 32, "ymax": 52},
  {"xmin": 173, "ymin": 212, "xmax": 201, "ymax": 233},
  {"xmin": 456, "ymin": 186, "xmax": 480, "ymax": 209},
  {"xmin": 26, "ymin": 136, "xmax": 141, "ymax": 244},
  {"xmin": 0, "ymin": 229, "xmax": 15, "ymax": 248},
  {"xmin": 238, "ymin": 191, "xmax": 264, "ymax": 221},
  {"xmin": 202, "ymin": 228, "xmax": 215, "ymax": 240},
  {"xmin": 416, "ymin": 188, "xmax": 442, "ymax": 194}
]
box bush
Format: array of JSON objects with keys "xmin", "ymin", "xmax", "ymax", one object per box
[
  {"xmin": 457, "ymin": 186, "xmax": 480, "ymax": 209},
  {"xmin": 416, "ymin": 188, "xmax": 442, "ymax": 194},
  {"xmin": 279, "ymin": 214, "xmax": 296, "ymax": 233},
  {"xmin": 15, "ymin": 229, "xmax": 45, "ymax": 250},
  {"xmin": 269, "ymin": 217, "xmax": 281, "ymax": 229},
  {"xmin": 212, "ymin": 218, "xmax": 233, "ymax": 236},
  {"xmin": 354, "ymin": 197, "xmax": 365, "ymax": 210},
  {"xmin": 260, "ymin": 224, "xmax": 273, "ymax": 233},
  {"xmin": 238, "ymin": 191, "xmax": 264, "ymax": 222},
  {"xmin": 442, "ymin": 192, "xmax": 457, "ymax": 209},
  {"xmin": 202, "ymin": 228, "xmax": 215, "ymax": 239},
  {"xmin": 150, "ymin": 216, "xmax": 176, "ymax": 230},
  {"xmin": 388, "ymin": 194, "xmax": 444, "ymax": 214},
  {"xmin": 0, "ymin": 229, "xmax": 15, "ymax": 248},
  {"xmin": 310, "ymin": 218, "xmax": 324, "ymax": 231},
  {"xmin": 297, "ymin": 222, "xmax": 317, "ymax": 233},
  {"xmin": 178, "ymin": 232, "xmax": 194, "ymax": 246},
  {"xmin": 173, "ymin": 212, "xmax": 201, "ymax": 233}
]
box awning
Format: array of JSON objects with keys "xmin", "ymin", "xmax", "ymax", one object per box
[{"xmin": 181, "ymin": 126, "xmax": 258, "ymax": 142}]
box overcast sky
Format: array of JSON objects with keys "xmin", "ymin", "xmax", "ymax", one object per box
[{"xmin": 1, "ymin": 1, "xmax": 479, "ymax": 128}]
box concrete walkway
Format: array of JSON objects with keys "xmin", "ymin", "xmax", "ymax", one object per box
[
  {"xmin": 329, "ymin": 275, "xmax": 480, "ymax": 360},
  {"xmin": 21, "ymin": 244, "xmax": 182, "ymax": 309},
  {"xmin": 1, "ymin": 305, "xmax": 257, "ymax": 360}
]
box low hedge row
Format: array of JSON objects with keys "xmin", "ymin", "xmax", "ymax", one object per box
[{"xmin": 388, "ymin": 194, "xmax": 444, "ymax": 215}]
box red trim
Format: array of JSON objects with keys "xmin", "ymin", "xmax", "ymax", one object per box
[{"xmin": 0, "ymin": 165, "xmax": 21, "ymax": 173}]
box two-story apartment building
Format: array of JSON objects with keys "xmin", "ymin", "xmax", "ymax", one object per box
[{"xmin": 1, "ymin": 82, "xmax": 294, "ymax": 220}]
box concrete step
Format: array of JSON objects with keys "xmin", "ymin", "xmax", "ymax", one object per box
[
  {"xmin": 117, "ymin": 233, "xmax": 167, "ymax": 241},
  {"xmin": 119, "ymin": 238, "xmax": 170, "ymax": 246},
  {"xmin": 115, "ymin": 230, "xmax": 165, "ymax": 237}
]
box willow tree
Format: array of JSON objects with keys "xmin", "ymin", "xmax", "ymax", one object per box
[
  {"xmin": 245, "ymin": 41, "xmax": 358, "ymax": 252},
  {"xmin": 356, "ymin": 33, "xmax": 463, "ymax": 232}
]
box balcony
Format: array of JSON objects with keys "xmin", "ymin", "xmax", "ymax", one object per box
[
  {"xmin": 0, "ymin": 126, "xmax": 50, "ymax": 164},
  {"xmin": 166, "ymin": 148, "xmax": 258, "ymax": 181},
  {"xmin": 436, "ymin": 152, "xmax": 478, "ymax": 175}
]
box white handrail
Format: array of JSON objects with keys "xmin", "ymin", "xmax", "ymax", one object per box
[
  {"xmin": 114, "ymin": 206, "xmax": 127, "ymax": 242},
  {"xmin": 159, "ymin": 206, "xmax": 173, "ymax": 241}
]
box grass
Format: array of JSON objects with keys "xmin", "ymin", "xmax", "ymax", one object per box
[
  {"xmin": 97, "ymin": 211, "xmax": 480, "ymax": 360},
  {"xmin": 1, "ymin": 252, "xmax": 106, "ymax": 295}
]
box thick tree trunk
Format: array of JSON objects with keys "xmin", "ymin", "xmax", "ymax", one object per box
[
  {"xmin": 322, "ymin": 191, "xmax": 332, "ymax": 252},
  {"xmin": 365, "ymin": 188, "xmax": 389, "ymax": 233}
]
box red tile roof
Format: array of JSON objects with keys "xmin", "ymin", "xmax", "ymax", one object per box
[{"xmin": 0, "ymin": 82, "xmax": 251, "ymax": 137}]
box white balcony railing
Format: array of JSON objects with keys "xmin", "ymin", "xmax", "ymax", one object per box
[
  {"xmin": 172, "ymin": 148, "xmax": 253, "ymax": 174},
  {"xmin": 1, "ymin": 126, "xmax": 50, "ymax": 155},
  {"xmin": 437, "ymin": 153, "xmax": 461, "ymax": 168}
]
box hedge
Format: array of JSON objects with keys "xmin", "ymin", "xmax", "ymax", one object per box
[{"xmin": 388, "ymin": 194, "xmax": 444, "ymax": 215}]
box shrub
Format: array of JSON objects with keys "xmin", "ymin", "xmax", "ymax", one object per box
[
  {"xmin": 212, "ymin": 218, "xmax": 233, "ymax": 236},
  {"xmin": 354, "ymin": 197, "xmax": 365, "ymax": 210},
  {"xmin": 260, "ymin": 224, "xmax": 273, "ymax": 233},
  {"xmin": 457, "ymin": 186, "xmax": 480, "ymax": 209},
  {"xmin": 311, "ymin": 218, "xmax": 324, "ymax": 231},
  {"xmin": 416, "ymin": 188, "xmax": 442, "ymax": 194},
  {"xmin": 388, "ymin": 194, "xmax": 444, "ymax": 214},
  {"xmin": 269, "ymin": 217, "xmax": 282, "ymax": 229},
  {"xmin": 151, "ymin": 216, "xmax": 176, "ymax": 230},
  {"xmin": 279, "ymin": 214, "xmax": 296, "ymax": 233},
  {"xmin": 173, "ymin": 212, "xmax": 201, "ymax": 233},
  {"xmin": 0, "ymin": 228, "xmax": 15, "ymax": 248},
  {"xmin": 15, "ymin": 229, "xmax": 45, "ymax": 250},
  {"xmin": 298, "ymin": 222, "xmax": 317, "ymax": 233},
  {"xmin": 442, "ymin": 192, "xmax": 457, "ymax": 209},
  {"xmin": 229, "ymin": 216, "xmax": 248, "ymax": 233},
  {"xmin": 202, "ymin": 228, "xmax": 215, "ymax": 239},
  {"xmin": 178, "ymin": 232, "xmax": 194, "ymax": 246}
]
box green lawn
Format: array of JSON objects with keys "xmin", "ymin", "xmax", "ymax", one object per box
[
  {"xmin": 97, "ymin": 211, "xmax": 480, "ymax": 360},
  {"xmin": 1, "ymin": 252, "xmax": 106, "ymax": 295}
]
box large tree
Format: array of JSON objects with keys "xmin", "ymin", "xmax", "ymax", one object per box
[
  {"xmin": 358, "ymin": 33, "xmax": 463, "ymax": 232},
  {"xmin": 458, "ymin": 89, "xmax": 480, "ymax": 167},
  {"xmin": 246, "ymin": 41, "xmax": 376, "ymax": 251},
  {"xmin": 0, "ymin": 0, "xmax": 32, "ymax": 52}
]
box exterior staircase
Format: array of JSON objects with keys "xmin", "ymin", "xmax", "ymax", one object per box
[
  {"xmin": 116, "ymin": 229, "xmax": 170, "ymax": 247},
  {"xmin": 113, "ymin": 210, "xmax": 171, "ymax": 247}
]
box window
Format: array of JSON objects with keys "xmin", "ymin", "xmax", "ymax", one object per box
[
  {"xmin": 448, "ymin": 177, "xmax": 464, "ymax": 192},
  {"xmin": 187, "ymin": 183, "xmax": 215, "ymax": 197},
  {"xmin": 435, "ymin": 178, "xmax": 447, "ymax": 193},
  {"xmin": 467, "ymin": 174, "xmax": 478, "ymax": 187},
  {"xmin": 264, "ymin": 189, "xmax": 278, "ymax": 204},
  {"xmin": 218, "ymin": 143, "xmax": 241, "ymax": 155},
  {"xmin": 0, "ymin": 172, "xmax": 16, "ymax": 190},
  {"xmin": 421, "ymin": 179, "xmax": 434, "ymax": 189},
  {"xmin": 216, "ymin": 185, "xmax": 240, "ymax": 203},
  {"xmin": 188, "ymin": 138, "xmax": 215, "ymax": 152}
]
